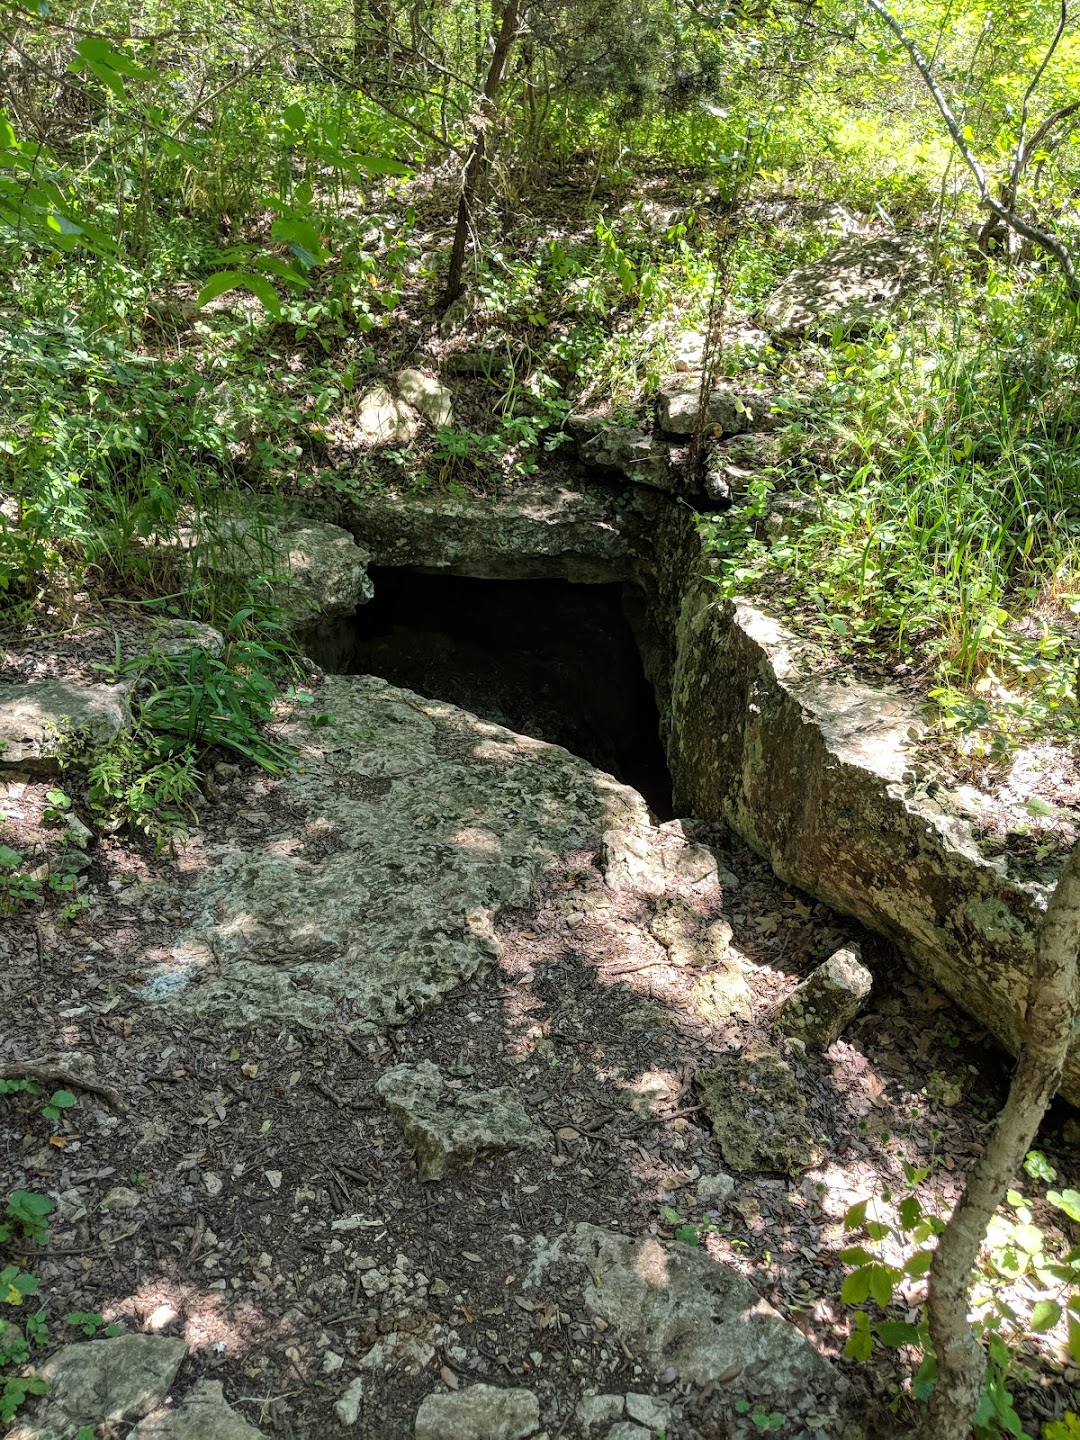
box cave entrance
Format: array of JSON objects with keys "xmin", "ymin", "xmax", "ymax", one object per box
[{"xmin": 308, "ymin": 567, "xmax": 674, "ymax": 821}]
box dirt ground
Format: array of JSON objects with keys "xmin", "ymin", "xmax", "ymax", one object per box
[{"xmin": 2, "ymin": 636, "xmax": 1079, "ymax": 1438}]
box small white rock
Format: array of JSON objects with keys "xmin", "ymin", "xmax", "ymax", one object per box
[
  {"xmin": 100, "ymin": 1186, "xmax": 141, "ymax": 1213},
  {"xmin": 334, "ymin": 1375, "xmax": 364, "ymax": 1426},
  {"xmin": 323, "ymin": 1350, "xmax": 345, "ymax": 1374}
]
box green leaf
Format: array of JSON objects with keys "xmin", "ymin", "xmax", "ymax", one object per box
[
  {"xmin": 1030, "ymin": 1299, "xmax": 1062, "ymax": 1332},
  {"xmin": 1048, "ymin": 1189, "xmax": 1080, "ymax": 1222},
  {"xmin": 674, "ymin": 1224, "xmax": 700, "ymax": 1247},
  {"xmin": 841, "ymin": 1267, "xmax": 872, "ymax": 1304},
  {"xmin": 47, "ymin": 1090, "xmax": 77, "ymax": 1111},
  {"xmin": 196, "ymin": 271, "xmax": 281, "ymax": 318},
  {"xmin": 843, "ymin": 1312, "xmax": 873, "ymax": 1361},
  {"xmin": 875, "ymin": 1320, "xmax": 921, "ymax": 1347},
  {"xmin": 904, "ymin": 1250, "xmax": 933, "ymax": 1278},
  {"xmin": 351, "ymin": 153, "xmax": 411, "ymax": 176},
  {"xmin": 897, "ymin": 1196, "xmax": 922, "ymax": 1230},
  {"xmin": 843, "ymin": 1200, "xmax": 867, "ymax": 1231},
  {"xmin": 839, "ymin": 1246, "xmax": 875, "ymax": 1266},
  {"xmin": 868, "ymin": 1263, "xmax": 897, "ymax": 1307}
]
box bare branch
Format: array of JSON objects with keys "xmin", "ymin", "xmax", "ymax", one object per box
[{"xmin": 864, "ymin": 0, "xmax": 1079, "ymax": 300}]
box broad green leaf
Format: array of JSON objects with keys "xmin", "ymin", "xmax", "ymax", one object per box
[
  {"xmin": 196, "ymin": 271, "xmax": 281, "ymax": 318},
  {"xmin": 841, "ymin": 1267, "xmax": 872, "ymax": 1304},
  {"xmin": 904, "ymin": 1250, "xmax": 933, "ymax": 1278},
  {"xmin": 868, "ymin": 1262, "xmax": 897, "ymax": 1307},
  {"xmin": 1030, "ymin": 1299, "xmax": 1062, "ymax": 1332},
  {"xmin": 875, "ymin": 1320, "xmax": 921, "ymax": 1347},
  {"xmin": 352, "ymin": 153, "xmax": 411, "ymax": 176},
  {"xmin": 47, "ymin": 1089, "xmax": 77, "ymax": 1110},
  {"xmin": 838, "ymin": 1246, "xmax": 874, "ymax": 1266},
  {"xmin": 843, "ymin": 1200, "xmax": 867, "ymax": 1231},
  {"xmin": 1048, "ymin": 1189, "xmax": 1080, "ymax": 1222}
]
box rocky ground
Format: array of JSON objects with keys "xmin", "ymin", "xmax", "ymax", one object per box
[{"xmin": 2, "ymin": 652, "xmax": 1078, "ymax": 1440}]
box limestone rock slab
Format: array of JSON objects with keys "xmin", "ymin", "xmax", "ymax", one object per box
[
  {"xmin": 570, "ymin": 417, "xmax": 675, "ymax": 492},
  {"xmin": 414, "ymin": 1383, "xmax": 540, "ymax": 1440},
  {"xmin": 171, "ymin": 513, "xmax": 372, "ymax": 626},
  {"xmin": 601, "ymin": 819, "xmax": 718, "ymax": 899},
  {"xmin": 355, "ymin": 384, "xmax": 419, "ymax": 445},
  {"xmin": 763, "ymin": 234, "xmax": 930, "ymax": 337},
  {"xmin": 159, "ymin": 676, "xmax": 648, "ymax": 1028},
  {"xmin": 0, "ymin": 680, "xmax": 132, "ymax": 771},
  {"xmin": 9, "ymin": 1335, "xmax": 188, "ymax": 1437},
  {"xmin": 777, "ymin": 946, "xmax": 872, "ymax": 1049},
  {"xmin": 130, "ymin": 1380, "xmax": 266, "ymax": 1439},
  {"xmin": 330, "ymin": 483, "xmax": 655, "ymax": 585},
  {"xmin": 657, "ymin": 556, "xmax": 1080, "ymax": 1101},
  {"xmin": 658, "ymin": 383, "xmax": 775, "ymax": 439},
  {"xmin": 566, "ymin": 1225, "xmax": 847, "ymax": 1425},
  {"xmin": 696, "ymin": 1045, "xmax": 821, "ymax": 1175},
  {"xmin": 376, "ymin": 1060, "xmax": 545, "ymax": 1181}
]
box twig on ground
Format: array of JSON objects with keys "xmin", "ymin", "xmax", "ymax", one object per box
[{"xmin": 0, "ymin": 1058, "xmax": 129, "ymax": 1115}]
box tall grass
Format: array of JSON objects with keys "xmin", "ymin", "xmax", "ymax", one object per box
[{"xmin": 705, "ymin": 272, "xmax": 1080, "ymax": 756}]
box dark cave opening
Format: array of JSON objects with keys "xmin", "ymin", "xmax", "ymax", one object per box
[{"xmin": 306, "ymin": 568, "xmax": 674, "ymax": 821}]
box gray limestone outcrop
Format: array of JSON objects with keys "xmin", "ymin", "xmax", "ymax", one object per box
[
  {"xmin": 414, "ymin": 1384, "xmax": 540, "ymax": 1440},
  {"xmin": 657, "ymin": 382, "xmax": 776, "ymax": 439},
  {"xmin": 547, "ymin": 1225, "xmax": 852, "ymax": 1434},
  {"xmin": 8, "ymin": 1335, "xmax": 189, "ymax": 1439},
  {"xmin": 376, "ymin": 1060, "xmax": 546, "ymax": 1180},
  {"xmin": 328, "ymin": 483, "xmax": 655, "ymax": 584},
  {"xmin": 0, "ymin": 679, "xmax": 133, "ymax": 772},
  {"xmin": 130, "ymin": 1380, "xmax": 267, "ymax": 1439},
  {"xmin": 653, "ymin": 518, "xmax": 1079, "ymax": 1100},
  {"xmin": 156, "ymin": 675, "xmax": 648, "ymax": 1028},
  {"xmin": 762, "ymin": 234, "xmax": 931, "ymax": 337},
  {"xmin": 168, "ymin": 512, "xmax": 372, "ymax": 627},
  {"xmin": 777, "ymin": 946, "xmax": 873, "ymax": 1049},
  {"xmin": 696, "ymin": 1045, "xmax": 822, "ymax": 1175}
]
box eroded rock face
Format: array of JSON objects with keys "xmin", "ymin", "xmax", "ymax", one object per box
[
  {"xmin": 331, "ymin": 484, "xmax": 655, "ymax": 584},
  {"xmin": 762, "ymin": 234, "xmax": 930, "ymax": 337},
  {"xmin": 354, "ymin": 384, "xmax": 420, "ymax": 445},
  {"xmin": 560, "ymin": 1225, "xmax": 850, "ymax": 1430},
  {"xmin": 376, "ymin": 1060, "xmax": 546, "ymax": 1180},
  {"xmin": 397, "ymin": 369, "xmax": 453, "ymax": 427},
  {"xmin": 171, "ymin": 513, "xmax": 372, "ymax": 627},
  {"xmin": 777, "ymin": 946, "xmax": 872, "ymax": 1049},
  {"xmin": 568, "ymin": 416, "xmax": 676, "ymax": 493},
  {"xmin": 0, "ymin": 680, "xmax": 132, "ymax": 772},
  {"xmin": 157, "ymin": 676, "xmax": 648, "ymax": 1028},
  {"xmin": 414, "ymin": 1384, "xmax": 540, "ymax": 1440},
  {"xmin": 696, "ymin": 1045, "xmax": 822, "ymax": 1175},
  {"xmin": 659, "ymin": 567, "xmax": 1079, "ymax": 1101}
]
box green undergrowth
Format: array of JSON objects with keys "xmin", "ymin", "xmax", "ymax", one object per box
[{"xmin": 701, "ymin": 267, "xmax": 1080, "ymax": 766}]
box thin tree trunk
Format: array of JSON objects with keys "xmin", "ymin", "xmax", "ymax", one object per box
[
  {"xmin": 443, "ymin": 0, "xmax": 519, "ymax": 308},
  {"xmin": 864, "ymin": 0, "xmax": 1080, "ymax": 302},
  {"xmin": 920, "ymin": 842, "xmax": 1080, "ymax": 1439}
]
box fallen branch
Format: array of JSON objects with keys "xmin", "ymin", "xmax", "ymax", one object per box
[{"xmin": 0, "ymin": 1059, "xmax": 128, "ymax": 1116}]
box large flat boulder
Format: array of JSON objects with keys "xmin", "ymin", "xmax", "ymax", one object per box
[
  {"xmin": 9, "ymin": 1335, "xmax": 188, "ymax": 1438},
  {"xmin": 156, "ymin": 676, "xmax": 648, "ymax": 1027},
  {"xmin": 551, "ymin": 1225, "xmax": 852, "ymax": 1433},
  {"xmin": 763, "ymin": 234, "xmax": 931, "ymax": 337}
]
